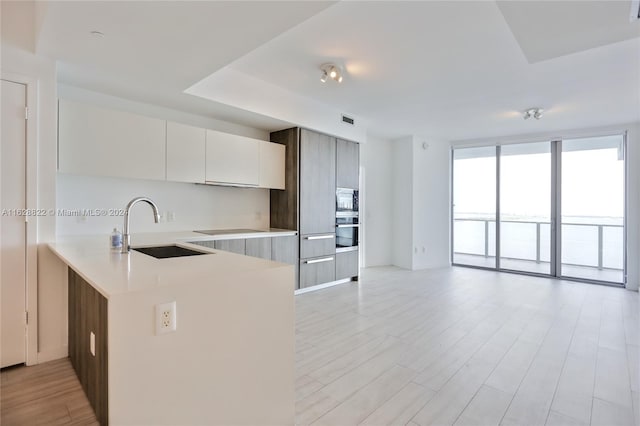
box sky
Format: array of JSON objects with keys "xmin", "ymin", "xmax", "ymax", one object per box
[{"xmin": 453, "ymin": 137, "xmax": 624, "ymax": 223}]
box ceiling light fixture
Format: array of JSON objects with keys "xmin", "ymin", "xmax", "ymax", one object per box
[
  {"xmin": 320, "ymin": 63, "xmax": 343, "ymax": 84},
  {"xmin": 523, "ymin": 107, "xmax": 543, "ymax": 120}
]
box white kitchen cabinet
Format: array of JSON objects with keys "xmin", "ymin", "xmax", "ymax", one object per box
[
  {"xmin": 58, "ymin": 99, "xmax": 166, "ymax": 181},
  {"xmin": 259, "ymin": 141, "xmax": 285, "ymax": 190},
  {"xmin": 205, "ymin": 130, "xmax": 260, "ymax": 186},
  {"xmin": 166, "ymin": 121, "xmax": 206, "ymax": 183}
]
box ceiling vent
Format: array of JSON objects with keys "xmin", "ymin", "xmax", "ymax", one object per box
[
  {"xmin": 631, "ymin": 0, "xmax": 640, "ymax": 21},
  {"xmin": 341, "ymin": 114, "xmax": 355, "ymax": 126}
]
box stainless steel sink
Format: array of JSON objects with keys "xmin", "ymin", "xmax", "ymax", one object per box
[{"xmin": 133, "ymin": 245, "xmax": 211, "ymax": 259}]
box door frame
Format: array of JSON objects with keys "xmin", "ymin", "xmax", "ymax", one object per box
[{"xmin": 1, "ymin": 72, "xmax": 39, "ymax": 366}]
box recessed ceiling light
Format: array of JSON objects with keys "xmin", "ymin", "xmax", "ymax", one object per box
[{"xmin": 90, "ymin": 31, "xmax": 105, "ymax": 38}]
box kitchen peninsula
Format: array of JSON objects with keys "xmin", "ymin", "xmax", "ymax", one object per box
[{"xmin": 48, "ymin": 229, "xmax": 295, "ymax": 425}]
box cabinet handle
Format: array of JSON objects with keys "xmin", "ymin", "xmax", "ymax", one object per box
[
  {"xmin": 305, "ymin": 235, "xmax": 334, "ymax": 240},
  {"xmin": 304, "ymin": 257, "xmax": 334, "ymax": 264},
  {"xmin": 336, "ymin": 224, "xmax": 359, "ymax": 228}
]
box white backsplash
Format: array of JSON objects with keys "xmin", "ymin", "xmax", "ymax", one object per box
[{"xmin": 56, "ymin": 173, "xmax": 270, "ymax": 236}]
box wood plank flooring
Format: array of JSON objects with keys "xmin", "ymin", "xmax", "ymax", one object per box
[
  {"xmin": 1, "ymin": 266, "xmax": 637, "ymax": 425},
  {"xmin": 1, "ymin": 358, "xmax": 97, "ymax": 425},
  {"xmin": 296, "ymin": 266, "xmax": 639, "ymax": 426}
]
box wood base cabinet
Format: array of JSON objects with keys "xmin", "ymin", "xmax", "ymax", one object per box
[
  {"xmin": 68, "ymin": 268, "xmax": 108, "ymax": 425},
  {"xmin": 300, "ymin": 256, "xmax": 336, "ymax": 289},
  {"xmin": 271, "ymin": 236, "xmax": 299, "ymax": 290},
  {"xmin": 336, "ymin": 249, "xmax": 359, "ymax": 281},
  {"xmin": 191, "ymin": 235, "xmax": 299, "ymax": 289},
  {"xmin": 213, "ymin": 239, "xmax": 245, "ymax": 254}
]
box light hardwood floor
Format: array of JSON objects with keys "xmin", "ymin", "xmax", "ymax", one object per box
[
  {"xmin": 296, "ymin": 266, "xmax": 639, "ymax": 426},
  {"xmin": 1, "ymin": 266, "xmax": 637, "ymax": 426},
  {"xmin": 0, "ymin": 358, "xmax": 97, "ymax": 425}
]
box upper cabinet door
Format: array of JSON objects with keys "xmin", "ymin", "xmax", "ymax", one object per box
[
  {"xmin": 259, "ymin": 141, "xmax": 285, "ymax": 190},
  {"xmin": 205, "ymin": 130, "xmax": 259, "ymax": 186},
  {"xmin": 336, "ymin": 139, "xmax": 360, "ymax": 189},
  {"xmin": 58, "ymin": 99, "xmax": 166, "ymax": 180},
  {"xmin": 166, "ymin": 122, "xmax": 206, "ymax": 183},
  {"xmin": 299, "ymin": 129, "xmax": 336, "ymax": 235}
]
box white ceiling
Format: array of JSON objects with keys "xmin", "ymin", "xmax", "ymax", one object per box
[
  {"xmin": 36, "ymin": 0, "xmax": 334, "ymax": 129},
  {"xmin": 35, "ymin": 1, "xmax": 640, "ymax": 141},
  {"xmin": 497, "ymin": 1, "xmax": 640, "ymax": 63}
]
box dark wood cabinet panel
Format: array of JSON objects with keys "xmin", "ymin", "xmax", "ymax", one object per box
[
  {"xmin": 336, "ymin": 250, "xmax": 359, "ymax": 281},
  {"xmin": 299, "ymin": 129, "xmax": 336, "ymax": 235},
  {"xmin": 245, "ymin": 237, "xmax": 272, "ymax": 259},
  {"xmin": 214, "ymin": 239, "xmax": 245, "ymax": 254},
  {"xmin": 68, "ymin": 268, "xmax": 108, "ymax": 426},
  {"xmin": 337, "ymin": 139, "xmax": 360, "ymax": 189},
  {"xmin": 270, "ymin": 128, "xmax": 299, "ymax": 231},
  {"xmin": 299, "ymin": 257, "xmax": 335, "ymax": 289}
]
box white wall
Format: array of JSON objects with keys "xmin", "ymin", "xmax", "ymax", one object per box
[
  {"xmin": 57, "ymin": 175, "xmax": 270, "ymax": 236},
  {"xmin": 360, "ymin": 136, "xmax": 393, "ymax": 267},
  {"xmin": 452, "ymin": 122, "xmax": 640, "ymax": 291},
  {"xmin": 412, "ymin": 138, "xmax": 451, "ymax": 269},
  {"xmin": 391, "ymin": 136, "xmax": 414, "ymax": 269},
  {"xmin": 388, "ymin": 135, "xmax": 451, "ymax": 271}
]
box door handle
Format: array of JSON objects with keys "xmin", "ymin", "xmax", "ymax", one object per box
[
  {"xmin": 305, "ymin": 235, "xmax": 334, "ymax": 240},
  {"xmin": 304, "ymin": 257, "xmax": 334, "ymax": 264}
]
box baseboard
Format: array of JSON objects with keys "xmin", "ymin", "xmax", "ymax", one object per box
[
  {"xmin": 294, "ymin": 278, "xmax": 356, "ymax": 295},
  {"xmin": 37, "ymin": 345, "xmax": 68, "ymax": 364}
]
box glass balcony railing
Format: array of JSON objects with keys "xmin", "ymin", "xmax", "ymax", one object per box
[{"xmin": 453, "ymin": 218, "xmax": 624, "ymax": 271}]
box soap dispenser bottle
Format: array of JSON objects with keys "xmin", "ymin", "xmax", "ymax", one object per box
[{"xmin": 110, "ymin": 227, "xmax": 123, "ymax": 250}]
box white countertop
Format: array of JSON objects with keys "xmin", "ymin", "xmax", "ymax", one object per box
[{"xmin": 48, "ymin": 229, "xmax": 296, "ymax": 299}]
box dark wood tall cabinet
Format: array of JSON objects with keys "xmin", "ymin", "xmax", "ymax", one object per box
[
  {"xmin": 336, "ymin": 138, "xmax": 360, "ymax": 189},
  {"xmin": 299, "ymin": 129, "xmax": 336, "ymax": 235},
  {"xmin": 271, "ymin": 127, "xmax": 359, "ymax": 290}
]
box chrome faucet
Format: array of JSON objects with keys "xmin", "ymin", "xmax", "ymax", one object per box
[{"xmin": 121, "ymin": 197, "xmax": 161, "ymax": 253}]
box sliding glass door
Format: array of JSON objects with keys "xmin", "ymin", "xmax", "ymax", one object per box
[
  {"xmin": 452, "ymin": 134, "xmax": 626, "ymax": 285},
  {"xmin": 452, "ymin": 147, "xmax": 496, "ymax": 268},
  {"xmin": 499, "ymin": 142, "xmax": 552, "ymax": 274},
  {"xmin": 560, "ymin": 135, "xmax": 625, "ymax": 283}
]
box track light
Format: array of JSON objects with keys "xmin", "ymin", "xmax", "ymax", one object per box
[
  {"xmin": 523, "ymin": 108, "xmax": 543, "ymax": 120},
  {"xmin": 320, "ymin": 63, "xmax": 343, "ymax": 84}
]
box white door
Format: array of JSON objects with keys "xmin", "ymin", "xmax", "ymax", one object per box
[{"xmin": 1, "ymin": 79, "xmax": 27, "ymax": 368}]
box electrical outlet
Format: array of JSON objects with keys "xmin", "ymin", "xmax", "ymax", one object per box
[
  {"xmin": 156, "ymin": 301, "xmax": 177, "ymax": 335},
  {"xmin": 167, "ymin": 211, "xmax": 175, "ymax": 222}
]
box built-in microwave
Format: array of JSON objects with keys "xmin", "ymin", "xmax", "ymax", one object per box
[{"xmin": 336, "ymin": 188, "xmax": 358, "ymax": 214}]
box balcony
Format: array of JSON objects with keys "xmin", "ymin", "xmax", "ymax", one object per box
[{"xmin": 453, "ymin": 218, "xmax": 624, "ymax": 283}]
